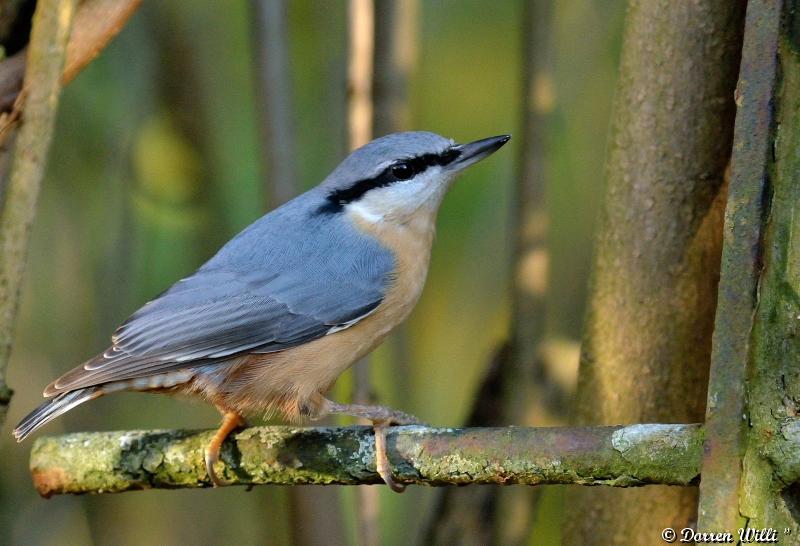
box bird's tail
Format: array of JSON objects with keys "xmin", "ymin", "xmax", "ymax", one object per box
[{"xmin": 13, "ymin": 387, "xmax": 103, "ymax": 442}]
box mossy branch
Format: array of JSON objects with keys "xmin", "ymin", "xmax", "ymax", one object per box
[{"xmin": 29, "ymin": 424, "xmax": 705, "ymax": 497}]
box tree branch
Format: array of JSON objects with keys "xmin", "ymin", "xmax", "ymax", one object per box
[
  {"xmin": 62, "ymin": 0, "xmax": 142, "ymax": 85},
  {"xmin": 29, "ymin": 424, "xmax": 704, "ymax": 497},
  {"xmin": 0, "ymin": 0, "xmax": 142, "ymax": 114}
]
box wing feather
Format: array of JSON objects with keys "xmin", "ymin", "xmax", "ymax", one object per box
[{"xmin": 46, "ymin": 209, "xmax": 394, "ymax": 395}]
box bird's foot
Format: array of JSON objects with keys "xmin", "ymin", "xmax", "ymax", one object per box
[
  {"xmin": 372, "ymin": 420, "xmax": 405, "ymax": 492},
  {"xmin": 205, "ymin": 411, "xmax": 245, "ymax": 487},
  {"xmin": 323, "ymin": 400, "xmax": 425, "ymax": 492}
]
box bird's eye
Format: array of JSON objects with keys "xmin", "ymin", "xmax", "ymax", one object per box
[{"xmin": 391, "ymin": 162, "xmax": 414, "ymax": 180}]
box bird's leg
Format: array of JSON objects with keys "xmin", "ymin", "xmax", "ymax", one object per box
[
  {"xmin": 205, "ymin": 410, "xmax": 245, "ymax": 487},
  {"xmin": 322, "ymin": 399, "xmax": 424, "ymax": 492}
]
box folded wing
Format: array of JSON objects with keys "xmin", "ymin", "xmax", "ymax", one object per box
[{"xmin": 46, "ymin": 210, "xmax": 394, "ymax": 396}]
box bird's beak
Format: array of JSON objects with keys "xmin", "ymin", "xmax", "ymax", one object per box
[{"xmin": 447, "ymin": 134, "xmax": 511, "ymax": 171}]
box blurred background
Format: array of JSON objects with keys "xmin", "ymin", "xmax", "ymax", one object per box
[{"xmin": 0, "ymin": 0, "xmax": 625, "ymax": 544}]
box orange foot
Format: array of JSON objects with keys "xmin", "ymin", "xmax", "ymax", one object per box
[{"xmin": 205, "ymin": 411, "xmax": 245, "ymax": 487}]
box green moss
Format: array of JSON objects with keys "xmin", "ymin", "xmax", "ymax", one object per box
[
  {"xmin": 29, "ymin": 424, "xmax": 706, "ymax": 496},
  {"xmin": 736, "ymin": 33, "xmax": 800, "ymax": 532}
]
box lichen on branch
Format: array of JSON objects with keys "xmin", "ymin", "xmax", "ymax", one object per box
[{"xmin": 30, "ymin": 424, "xmax": 704, "ymax": 497}]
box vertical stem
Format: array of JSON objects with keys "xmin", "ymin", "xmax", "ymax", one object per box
[
  {"xmin": 0, "ymin": 0, "xmax": 77, "ymax": 424},
  {"xmin": 509, "ymin": 0, "xmax": 552, "ymax": 376},
  {"xmin": 347, "ymin": 0, "xmax": 373, "ymax": 152},
  {"xmin": 347, "ymin": 0, "xmax": 374, "ymax": 417},
  {"xmin": 739, "ymin": 6, "xmax": 800, "ymax": 530},
  {"xmin": 564, "ymin": 1, "xmax": 745, "ymax": 543},
  {"xmin": 497, "ymin": 1, "xmax": 557, "ymax": 543},
  {"xmin": 425, "ymin": 3, "xmax": 558, "ymax": 543},
  {"xmin": 698, "ymin": 0, "xmax": 787, "ymax": 532},
  {"xmin": 371, "ymin": 0, "xmax": 417, "ymax": 426},
  {"xmin": 372, "ymin": 0, "xmax": 417, "ymax": 137},
  {"xmin": 347, "ymin": 2, "xmax": 378, "ymax": 546},
  {"xmin": 252, "ymin": 0, "xmax": 297, "ymax": 208}
]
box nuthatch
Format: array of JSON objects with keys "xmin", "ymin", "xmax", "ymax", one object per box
[{"xmin": 14, "ymin": 131, "xmax": 510, "ymax": 491}]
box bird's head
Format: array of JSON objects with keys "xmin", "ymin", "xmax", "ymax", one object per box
[{"xmin": 317, "ymin": 131, "xmax": 510, "ymax": 223}]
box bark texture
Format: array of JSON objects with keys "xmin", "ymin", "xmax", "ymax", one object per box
[
  {"xmin": 698, "ymin": 0, "xmax": 782, "ymax": 531},
  {"xmin": 565, "ymin": 1, "xmax": 746, "ymax": 543},
  {"xmin": 700, "ymin": 0, "xmax": 800, "ymax": 533},
  {"xmin": 29, "ymin": 424, "xmax": 704, "ymax": 496},
  {"xmin": 742, "ymin": 23, "xmax": 800, "ymax": 530}
]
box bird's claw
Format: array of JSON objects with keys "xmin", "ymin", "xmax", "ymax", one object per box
[
  {"xmin": 205, "ymin": 447, "xmax": 232, "ymax": 487},
  {"xmin": 373, "ymin": 421, "xmax": 406, "ymax": 493}
]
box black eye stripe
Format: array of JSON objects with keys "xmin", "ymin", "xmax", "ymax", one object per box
[{"xmin": 316, "ymin": 147, "xmax": 462, "ymax": 214}]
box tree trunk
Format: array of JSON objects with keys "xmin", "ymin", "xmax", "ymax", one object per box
[{"xmin": 565, "ymin": 1, "xmax": 745, "ymax": 543}]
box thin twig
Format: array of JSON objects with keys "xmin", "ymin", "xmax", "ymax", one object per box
[{"xmin": 62, "ymin": 0, "xmax": 142, "ymax": 85}]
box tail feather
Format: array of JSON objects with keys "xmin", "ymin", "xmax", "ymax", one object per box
[{"xmin": 13, "ymin": 387, "xmax": 103, "ymax": 441}]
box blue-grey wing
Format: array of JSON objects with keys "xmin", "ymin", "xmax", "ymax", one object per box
[{"xmin": 47, "ymin": 205, "xmax": 394, "ymax": 394}]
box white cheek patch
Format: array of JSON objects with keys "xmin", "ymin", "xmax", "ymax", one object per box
[{"xmin": 348, "ymin": 200, "xmax": 385, "ymax": 223}]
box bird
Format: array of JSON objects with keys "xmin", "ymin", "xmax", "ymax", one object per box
[{"xmin": 14, "ymin": 131, "xmax": 510, "ymax": 491}]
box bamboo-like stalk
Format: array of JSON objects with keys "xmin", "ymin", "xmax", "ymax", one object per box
[
  {"xmin": 346, "ymin": 0, "xmax": 375, "ymax": 411},
  {"xmin": 346, "ymin": 2, "xmax": 378, "ymax": 545},
  {"xmin": 347, "ymin": 0, "xmax": 373, "ymax": 152},
  {"xmin": 0, "ymin": 0, "xmax": 77, "ymax": 425},
  {"xmin": 564, "ymin": 1, "xmax": 746, "ymax": 542},
  {"xmin": 29, "ymin": 424, "xmax": 707, "ymax": 496}
]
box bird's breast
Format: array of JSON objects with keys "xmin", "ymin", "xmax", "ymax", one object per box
[{"xmin": 349, "ymin": 205, "xmax": 437, "ymax": 331}]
